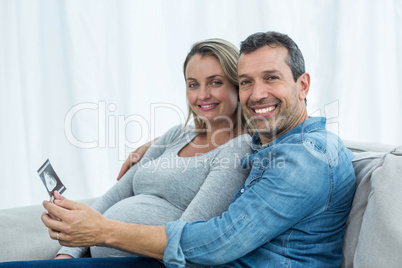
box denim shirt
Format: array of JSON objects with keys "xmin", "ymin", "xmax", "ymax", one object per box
[{"xmin": 163, "ymin": 117, "xmax": 356, "ymax": 268}]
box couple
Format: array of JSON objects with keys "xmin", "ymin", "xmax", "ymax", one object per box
[{"xmin": 11, "ymin": 31, "xmax": 356, "ymax": 267}]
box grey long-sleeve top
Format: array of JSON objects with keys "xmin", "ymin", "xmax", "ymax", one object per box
[{"xmin": 58, "ymin": 125, "xmax": 252, "ymax": 258}]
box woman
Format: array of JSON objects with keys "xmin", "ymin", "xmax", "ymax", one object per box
[{"xmin": 52, "ymin": 38, "xmax": 253, "ymax": 261}]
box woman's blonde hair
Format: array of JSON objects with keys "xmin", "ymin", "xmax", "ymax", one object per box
[{"xmin": 183, "ymin": 38, "xmax": 250, "ymax": 134}]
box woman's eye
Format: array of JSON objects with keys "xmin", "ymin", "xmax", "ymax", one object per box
[
  {"xmin": 188, "ymin": 83, "xmax": 198, "ymax": 88},
  {"xmin": 211, "ymin": 81, "xmax": 222, "ymax": 86}
]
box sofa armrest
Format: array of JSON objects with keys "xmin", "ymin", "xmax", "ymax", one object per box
[
  {"xmin": 344, "ymin": 140, "xmax": 397, "ymax": 153},
  {"xmin": 0, "ymin": 198, "xmax": 96, "ymax": 262}
]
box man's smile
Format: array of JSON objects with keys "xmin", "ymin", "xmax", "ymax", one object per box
[{"xmin": 249, "ymin": 105, "xmax": 278, "ymax": 117}]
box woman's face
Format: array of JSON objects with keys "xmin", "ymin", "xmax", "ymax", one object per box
[{"xmin": 185, "ymin": 54, "xmax": 238, "ymax": 127}]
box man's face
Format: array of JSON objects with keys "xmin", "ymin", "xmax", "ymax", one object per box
[{"xmin": 238, "ymin": 45, "xmax": 309, "ymax": 145}]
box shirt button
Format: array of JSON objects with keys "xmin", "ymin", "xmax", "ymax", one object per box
[{"xmin": 240, "ymin": 188, "xmax": 245, "ymax": 194}]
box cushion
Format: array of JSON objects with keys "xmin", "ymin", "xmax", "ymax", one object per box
[
  {"xmin": 0, "ymin": 203, "xmax": 61, "ymax": 262},
  {"xmin": 0, "ymin": 198, "xmax": 96, "ymax": 262},
  {"xmin": 341, "ymin": 146, "xmax": 402, "ymax": 267},
  {"xmin": 341, "ymin": 151, "xmax": 385, "ymax": 267}
]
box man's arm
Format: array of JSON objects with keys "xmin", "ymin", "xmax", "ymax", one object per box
[
  {"xmin": 42, "ymin": 144, "xmax": 332, "ymax": 267},
  {"xmin": 161, "ymin": 144, "xmax": 332, "ymax": 266},
  {"xmin": 104, "ymin": 220, "xmax": 167, "ymax": 259}
]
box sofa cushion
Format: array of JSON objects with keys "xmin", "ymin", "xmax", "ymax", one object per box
[
  {"xmin": 0, "ymin": 202, "xmax": 61, "ymax": 262},
  {"xmin": 342, "ymin": 146, "xmax": 402, "ymax": 267},
  {"xmin": 353, "ymin": 146, "xmax": 402, "ymax": 267},
  {"xmin": 0, "ymin": 198, "xmax": 96, "ymax": 262},
  {"xmin": 341, "ymin": 151, "xmax": 385, "ymax": 267}
]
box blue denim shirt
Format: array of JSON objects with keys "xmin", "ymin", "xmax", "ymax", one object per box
[{"xmin": 163, "ymin": 117, "xmax": 356, "ymax": 268}]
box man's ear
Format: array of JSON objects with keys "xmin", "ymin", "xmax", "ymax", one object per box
[{"xmin": 298, "ymin": 73, "xmax": 310, "ymax": 101}]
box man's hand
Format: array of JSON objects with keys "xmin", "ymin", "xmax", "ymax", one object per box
[
  {"xmin": 42, "ymin": 192, "xmax": 110, "ymax": 248},
  {"xmin": 43, "ymin": 193, "xmax": 166, "ymax": 259},
  {"xmin": 116, "ymin": 138, "xmax": 159, "ymax": 180}
]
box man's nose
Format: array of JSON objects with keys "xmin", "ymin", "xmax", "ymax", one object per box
[{"xmin": 250, "ymin": 81, "xmax": 269, "ymax": 102}]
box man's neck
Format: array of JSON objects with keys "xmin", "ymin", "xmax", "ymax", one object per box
[{"xmin": 259, "ymin": 110, "xmax": 309, "ymax": 145}]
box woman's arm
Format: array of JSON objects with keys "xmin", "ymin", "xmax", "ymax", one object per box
[
  {"xmin": 56, "ymin": 163, "xmax": 140, "ymax": 258},
  {"xmin": 116, "ymin": 124, "xmax": 190, "ymax": 180},
  {"xmin": 116, "ymin": 138, "xmax": 159, "ymax": 180},
  {"xmin": 43, "ymin": 130, "xmax": 247, "ymax": 261},
  {"xmin": 180, "ymin": 136, "xmax": 252, "ymax": 222},
  {"xmin": 54, "ymin": 125, "xmax": 182, "ymax": 258}
]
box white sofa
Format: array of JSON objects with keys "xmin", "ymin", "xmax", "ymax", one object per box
[
  {"xmin": 0, "ymin": 141, "xmax": 401, "ymax": 267},
  {"xmin": 340, "ymin": 141, "xmax": 402, "ymax": 268},
  {"xmin": 0, "ymin": 198, "xmax": 95, "ymax": 262}
]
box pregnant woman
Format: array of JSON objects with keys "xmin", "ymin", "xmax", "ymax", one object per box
[{"xmin": 53, "ymin": 38, "xmax": 253, "ymax": 262}]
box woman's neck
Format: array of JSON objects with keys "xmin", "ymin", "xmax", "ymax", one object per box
[
  {"xmin": 201, "ymin": 115, "xmax": 242, "ymax": 147},
  {"xmin": 178, "ymin": 115, "xmax": 243, "ymax": 158}
]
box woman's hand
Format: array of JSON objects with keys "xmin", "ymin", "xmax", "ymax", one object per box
[
  {"xmin": 55, "ymin": 254, "xmax": 74, "ymax": 259},
  {"xmin": 116, "ymin": 137, "xmax": 159, "ymax": 180},
  {"xmin": 42, "ymin": 192, "xmax": 111, "ymax": 248}
]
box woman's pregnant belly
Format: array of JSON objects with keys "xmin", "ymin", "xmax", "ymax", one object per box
[{"xmin": 90, "ymin": 194, "xmax": 183, "ymax": 258}]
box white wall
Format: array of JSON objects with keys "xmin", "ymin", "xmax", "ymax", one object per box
[{"xmin": 1, "ymin": 0, "xmax": 401, "ymax": 209}]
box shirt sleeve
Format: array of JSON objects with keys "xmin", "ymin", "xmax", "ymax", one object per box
[
  {"xmin": 163, "ymin": 143, "xmax": 332, "ymax": 267},
  {"xmin": 58, "ymin": 124, "xmax": 185, "ymax": 258},
  {"xmin": 179, "ymin": 135, "xmax": 252, "ymax": 222}
]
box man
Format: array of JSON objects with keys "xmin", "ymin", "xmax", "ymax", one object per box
[{"xmin": 42, "ymin": 31, "xmax": 356, "ymax": 267}]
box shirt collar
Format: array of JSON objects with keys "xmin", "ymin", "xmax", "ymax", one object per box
[{"xmin": 250, "ymin": 117, "xmax": 327, "ymax": 151}]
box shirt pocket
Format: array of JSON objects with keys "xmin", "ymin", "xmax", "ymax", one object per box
[{"xmin": 245, "ymin": 162, "xmax": 266, "ymax": 186}]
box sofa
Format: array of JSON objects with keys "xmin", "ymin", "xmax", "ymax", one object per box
[{"xmin": 0, "ymin": 141, "xmax": 401, "ymax": 267}]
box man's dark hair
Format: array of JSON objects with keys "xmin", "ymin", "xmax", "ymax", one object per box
[{"xmin": 240, "ymin": 31, "xmax": 305, "ymax": 82}]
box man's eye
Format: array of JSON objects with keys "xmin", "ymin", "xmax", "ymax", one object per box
[
  {"xmin": 267, "ymin": 76, "xmax": 278, "ymax": 80},
  {"xmin": 240, "ymin": 80, "xmax": 250, "ymax": 86}
]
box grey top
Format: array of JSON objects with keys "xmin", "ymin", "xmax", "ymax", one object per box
[{"xmin": 58, "ymin": 125, "xmax": 252, "ymax": 258}]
